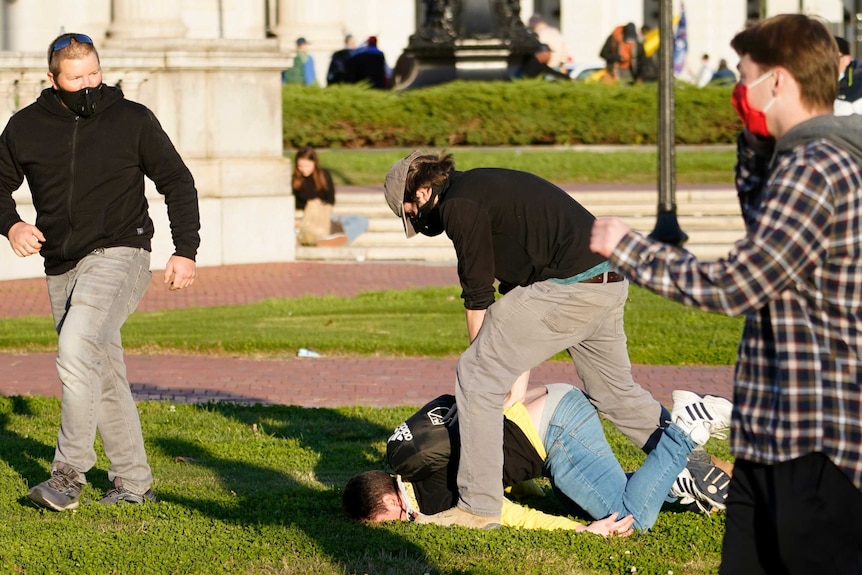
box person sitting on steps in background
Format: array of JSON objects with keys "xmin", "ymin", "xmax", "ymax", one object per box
[{"xmin": 292, "ymin": 145, "xmax": 367, "ymax": 247}]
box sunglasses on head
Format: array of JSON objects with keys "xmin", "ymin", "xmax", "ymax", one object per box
[{"xmin": 52, "ymin": 34, "xmax": 93, "ymax": 52}]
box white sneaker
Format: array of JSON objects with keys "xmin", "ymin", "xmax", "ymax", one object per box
[{"xmin": 671, "ymin": 390, "xmax": 732, "ymax": 446}]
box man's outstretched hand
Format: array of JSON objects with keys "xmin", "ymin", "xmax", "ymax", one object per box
[{"xmin": 583, "ymin": 512, "xmax": 636, "ymax": 537}]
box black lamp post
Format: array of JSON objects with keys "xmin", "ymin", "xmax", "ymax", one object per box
[
  {"xmin": 649, "ymin": 0, "xmax": 688, "ymax": 247},
  {"xmin": 856, "ymin": 0, "xmax": 862, "ymax": 59}
]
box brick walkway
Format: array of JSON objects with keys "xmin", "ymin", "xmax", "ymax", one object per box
[{"xmin": 0, "ymin": 261, "xmax": 734, "ymax": 408}]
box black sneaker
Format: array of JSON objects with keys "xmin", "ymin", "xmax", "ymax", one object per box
[
  {"xmin": 671, "ymin": 459, "xmax": 731, "ymax": 513},
  {"xmin": 28, "ymin": 467, "xmax": 84, "ymax": 511},
  {"xmin": 98, "ymin": 486, "xmax": 157, "ymax": 505}
]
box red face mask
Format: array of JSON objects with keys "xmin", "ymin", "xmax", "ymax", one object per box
[{"xmin": 731, "ymin": 70, "xmax": 774, "ymax": 138}]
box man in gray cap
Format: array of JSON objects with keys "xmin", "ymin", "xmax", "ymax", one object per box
[{"xmin": 382, "ymin": 151, "xmax": 723, "ymax": 528}]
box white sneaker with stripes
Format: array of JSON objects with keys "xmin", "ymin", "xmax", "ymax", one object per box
[{"xmin": 671, "ymin": 390, "xmax": 732, "ymax": 446}]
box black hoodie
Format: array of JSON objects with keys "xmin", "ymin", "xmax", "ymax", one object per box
[{"xmin": 0, "ymin": 85, "xmax": 200, "ymax": 275}]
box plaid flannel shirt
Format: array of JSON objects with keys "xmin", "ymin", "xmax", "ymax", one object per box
[{"xmin": 610, "ymin": 126, "xmax": 862, "ymax": 490}]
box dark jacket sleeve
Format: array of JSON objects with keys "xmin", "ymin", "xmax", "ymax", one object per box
[
  {"xmin": 0, "ymin": 120, "xmax": 25, "ymax": 237},
  {"xmin": 444, "ymin": 197, "xmax": 497, "ymax": 310},
  {"xmin": 139, "ymin": 109, "xmax": 201, "ymax": 260}
]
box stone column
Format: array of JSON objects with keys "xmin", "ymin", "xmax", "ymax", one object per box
[
  {"xmin": 109, "ymin": 71, "xmax": 151, "ymax": 104},
  {"xmin": 17, "ymin": 70, "xmax": 49, "ymax": 106},
  {"xmin": 275, "ymin": 0, "xmax": 343, "ymax": 48},
  {"xmin": 221, "ymin": 0, "xmax": 267, "ymax": 39},
  {"xmin": 0, "ymin": 73, "xmax": 18, "ymax": 128},
  {"xmin": 107, "ymin": 0, "xmax": 188, "ymax": 40}
]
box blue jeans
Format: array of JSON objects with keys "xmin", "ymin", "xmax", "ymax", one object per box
[
  {"xmin": 46, "ymin": 247, "xmax": 153, "ymax": 493},
  {"xmin": 333, "ymin": 215, "xmax": 368, "ymax": 244},
  {"xmin": 543, "ymin": 388, "xmax": 694, "ymax": 530}
]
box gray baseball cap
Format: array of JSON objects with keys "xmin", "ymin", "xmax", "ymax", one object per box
[{"xmin": 384, "ymin": 150, "xmax": 423, "ymax": 238}]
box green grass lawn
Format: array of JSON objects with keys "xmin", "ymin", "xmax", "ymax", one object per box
[
  {"xmin": 315, "ymin": 147, "xmax": 736, "ymax": 187},
  {"xmin": 0, "ymin": 246, "xmax": 743, "ymax": 573},
  {"xmin": 0, "ymin": 395, "xmax": 731, "ymax": 575},
  {"xmin": 0, "ymin": 286, "xmax": 742, "ymax": 365}
]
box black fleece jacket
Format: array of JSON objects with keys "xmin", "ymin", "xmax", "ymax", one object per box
[
  {"xmin": 438, "ymin": 168, "xmax": 607, "ymax": 310},
  {"xmin": 0, "ymin": 85, "xmax": 200, "ymax": 275}
]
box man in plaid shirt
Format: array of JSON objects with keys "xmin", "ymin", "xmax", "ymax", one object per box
[{"xmin": 591, "ymin": 14, "xmax": 862, "ymax": 574}]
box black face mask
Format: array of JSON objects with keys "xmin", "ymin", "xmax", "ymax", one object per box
[
  {"xmin": 412, "ymin": 203, "xmax": 444, "ymax": 236},
  {"xmin": 410, "ymin": 182, "xmax": 447, "ymax": 237},
  {"xmin": 57, "ymin": 84, "xmax": 103, "ymax": 117}
]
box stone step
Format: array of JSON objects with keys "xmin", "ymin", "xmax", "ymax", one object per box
[
  {"xmin": 339, "ymin": 204, "xmax": 743, "ymax": 220},
  {"xmin": 350, "ymin": 227, "xmax": 743, "ymax": 247},
  {"xmin": 297, "ymin": 241, "xmax": 735, "ymax": 263},
  {"xmin": 365, "ymin": 214, "xmax": 742, "ymax": 233},
  {"xmin": 302, "ymin": 187, "xmax": 745, "ymax": 264},
  {"xmin": 337, "ymin": 187, "xmax": 738, "ymax": 205},
  {"xmin": 334, "ymin": 189, "xmax": 743, "ymax": 219},
  {"xmin": 297, "ymin": 244, "xmax": 458, "ymax": 262}
]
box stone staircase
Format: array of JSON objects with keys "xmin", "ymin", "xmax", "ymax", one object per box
[{"xmin": 296, "ymin": 186, "xmax": 744, "ymax": 263}]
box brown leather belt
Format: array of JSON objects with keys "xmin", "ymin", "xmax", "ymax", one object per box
[{"xmin": 580, "ymin": 271, "xmax": 625, "ymax": 284}]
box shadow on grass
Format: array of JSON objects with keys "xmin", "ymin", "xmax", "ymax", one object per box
[
  {"xmin": 150, "ymin": 402, "xmax": 441, "ymax": 575},
  {"xmin": 0, "ymin": 396, "xmax": 58, "ymax": 493}
]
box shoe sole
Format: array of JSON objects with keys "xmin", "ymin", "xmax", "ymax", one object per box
[
  {"xmin": 27, "ymin": 489, "xmax": 80, "ymax": 511},
  {"xmin": 98, "ymin": 490, "xmax": 157, "ymax": 505},
  {"xmin": 316, "ymin": 235, "xmax": 348, "ymax": 247},
  {"xmin": 686, "ymin": 461, "xmax": 731, "ymax": 511},
  {"xmin": 692, "ymin": 469, "xmax": 730, "ymax": 510}
]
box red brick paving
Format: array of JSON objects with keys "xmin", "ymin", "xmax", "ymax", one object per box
[{"xmin": 0, "ymin": 261, "xmax": 733, "ymax": 408}]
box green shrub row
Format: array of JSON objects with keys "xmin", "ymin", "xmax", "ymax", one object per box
[{"xmin": 282, "ymin": 80, "xmax": 740, "ymax": 148}]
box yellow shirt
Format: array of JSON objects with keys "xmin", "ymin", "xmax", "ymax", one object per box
[{"xmin": 402, "ymin": 479, "xmax": 585, "ymax": 531}]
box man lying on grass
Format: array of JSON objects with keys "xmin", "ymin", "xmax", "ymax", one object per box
[{"xmin": 343, "ymin": 385, "xmax": 733, "ymax": 533}]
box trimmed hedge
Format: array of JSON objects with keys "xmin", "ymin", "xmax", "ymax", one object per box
[{"xmin": 282, "ymin": 79, "xmax": 739, "ymax": 148}]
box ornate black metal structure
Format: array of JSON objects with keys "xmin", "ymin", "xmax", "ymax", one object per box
[{"xmin": 393, "ymin": 0, "xmax": 541, "ymax": 89}]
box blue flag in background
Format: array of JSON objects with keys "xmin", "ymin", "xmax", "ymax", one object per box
[{"xmin": 673, "ymin": 3, "xmax": 688, "ymax": 75}]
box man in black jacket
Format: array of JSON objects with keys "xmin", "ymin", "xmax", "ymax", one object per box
[
  {"xmin": 383, "ymin": 151, "xmax": 688, "ymax": 528},
  {"xmin": 0, "ymin": 33, "xmax": 200, "ymax": 511}
]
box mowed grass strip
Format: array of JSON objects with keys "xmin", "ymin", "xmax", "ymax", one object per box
[{"xmin": 0, "ymin": 286, "xmax": 742, "ymax": 365}]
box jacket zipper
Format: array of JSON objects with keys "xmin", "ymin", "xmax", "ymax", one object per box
[{"xmin": 60, "ymin": 116, "xmax": 79, "ymax": 261}]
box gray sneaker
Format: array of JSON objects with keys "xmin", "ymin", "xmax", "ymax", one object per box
[
  {"xmin": 28, "ymin": 467, "xmax": 83, "ymax": 511},
  {"xmin": 98, "ymin": 486, "xmax": 157, "ymax": 505}
]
